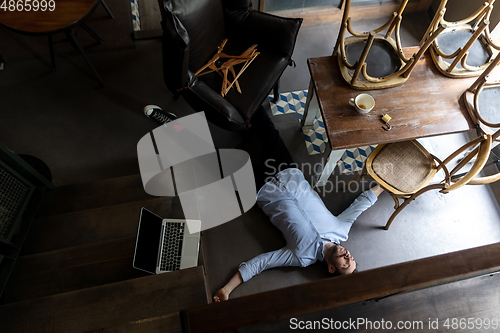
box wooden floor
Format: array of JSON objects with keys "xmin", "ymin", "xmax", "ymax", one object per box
[
  {"xmin": 238, "ymin": 272, "xmax": 500, "ymax": 333},
  {"xmin": 0, "ymin": 174, "xmax": 209, "ymax": 332}
]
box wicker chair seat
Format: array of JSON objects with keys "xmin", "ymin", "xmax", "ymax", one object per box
[
  {"xmin": 359, "ymin": 133, "xmax": 496, "ymax": 230},
  {"xmin": 370, "ymin": 141, "xmax": 436, "ymax": 194}
]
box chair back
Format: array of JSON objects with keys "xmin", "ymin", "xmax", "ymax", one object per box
[
  {"xmin": 464, "ymin": 52, "xmax": 500, "ymax": 133},
  {"xmin": 440, "ymin": 131, "xmax": 500, "ymax": 193},
  {"xmin": 362, "ymin": 133, "xmax": 499, "ymax": 230},
  {"xmin": 426, "ymin": 0, "xmax": 500, "ymax": 78},
  {"xmin": 333, "ymin": 0, "xmax": 443, "ymax": 89},
  {"xmin": 460, "ymin": 129, "xmax": 500, "ymax": 187},
  {"xmin": 158, "ymin": 0, "xmax": 226, "ymax": 92}
]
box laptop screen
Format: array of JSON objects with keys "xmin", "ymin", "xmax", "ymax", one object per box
[{"xmin": 133, "ymin": 208, "xmax": 163, "ymax": 274}]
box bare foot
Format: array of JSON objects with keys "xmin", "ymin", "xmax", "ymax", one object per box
[
  {"xmin": 370, "ymin": 184, "xmax": 384, "ymax": 197},
  {"xmin": 213, "ymin": 288, "xmax": 229, "ymax": 302}
]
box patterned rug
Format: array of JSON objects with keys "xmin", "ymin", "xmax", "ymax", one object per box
[
  {"xmin": 131, "ymin": 0, "xmax": 141, "ymax": 32},
  {"xmin": 268, "ymin": 90, "xmax": 376, "ymax": 173}
]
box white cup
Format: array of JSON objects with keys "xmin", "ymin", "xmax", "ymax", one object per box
[{"xmin": 349, "ymin": 94, "xmax": 375, "ymax": 114}]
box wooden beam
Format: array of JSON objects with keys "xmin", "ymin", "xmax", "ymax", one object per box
[
  {"xmin": 0, "ymin": 266, "xmax": 208, "ymax": 332},
  {"xmin": 184, "ymin": 242, "xmax": 500, "ymax": 333},
  {"xmin": 23, "ymin": 197, "xmax": 181, "ymax": 254},
  {"xmin": 2, "ymin": 237, "xmax": 147, "ymax": 303}
]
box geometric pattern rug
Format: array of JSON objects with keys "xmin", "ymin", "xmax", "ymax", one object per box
[
  {"xmin": 268, "ymin": 90, "xmax": 376, "ymax": 173},
  {"xmin": 130, "ymin": 0, "xmax": 141, "ymax": 31}
]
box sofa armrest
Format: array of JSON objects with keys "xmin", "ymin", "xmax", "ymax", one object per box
[
  {"xmin": 185, "ymin": 78, "xmax": 246, "ymax": 131},
  {"xmin": 224, "ymin": 7, "xmax": 303, "ymax": 58},
  {"xmin": 159, "ymin": 0, "xmax": 191, "ymax": 92}
]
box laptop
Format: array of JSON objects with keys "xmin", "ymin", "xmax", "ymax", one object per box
[{"xmin": 133, "ymin": 207, "xmax": 201, "ymax": 274}]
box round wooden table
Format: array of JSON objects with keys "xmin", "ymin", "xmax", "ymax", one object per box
[
  {"xmin": 0, "ymin": 0, "xmax": 98, "ymax": 34},
  {"xmin": 0, "ymin": 0, "xmax": 108, "ymax": 84}
]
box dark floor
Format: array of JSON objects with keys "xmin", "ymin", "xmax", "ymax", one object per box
[{"xmin": 1, "ymin": 11, "xmax": 500, "ymax": 302}]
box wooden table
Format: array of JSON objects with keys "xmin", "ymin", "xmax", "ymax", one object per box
[
  {"xmin": 0, "ymin": 0, "xmax": 98, "ymax": 33},
  {"xmin": 0, "ymin": 0, "xmax": 105, "ymax": 83},
  {"xmin": 302, "ymin": 47, "xmax": 477, "ymax": 186}
]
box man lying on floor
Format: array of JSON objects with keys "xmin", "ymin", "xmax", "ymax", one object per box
[{"xmin": 213, "ymin": 107, "xmax": 383, "ymax": 302}]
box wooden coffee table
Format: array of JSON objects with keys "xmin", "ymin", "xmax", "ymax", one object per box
[
  {"xmin": 0, "ymin": 0, "xmax": 104, "ymax": 84},
  {"xmin": 302, "ymin": 47, "xmax": 477, "ymax": 186}
]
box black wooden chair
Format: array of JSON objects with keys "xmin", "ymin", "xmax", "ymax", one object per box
[{"xmin": 158, "ymin": 0, "xmax": 302, "ymax": 130}]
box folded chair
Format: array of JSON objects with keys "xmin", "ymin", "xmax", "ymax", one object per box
[
  {"xmin": 333, "ymin": 0, "xmax": 444, "ymax": 90},
  {"xmin": 360, "ymin": 131, "xmax": 500, "ymax": 230},
  {"xmin": 158, "ymin": 0, "xmax": 302, "ymax": 130},
  {"xmin": 425, "ymin": 0, "xmax": 500, "ymax": 78}
]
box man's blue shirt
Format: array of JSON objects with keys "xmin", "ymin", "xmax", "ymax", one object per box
[{"xmin": 238, "ymin": 168, "xmax": 377, "ymax": 282}]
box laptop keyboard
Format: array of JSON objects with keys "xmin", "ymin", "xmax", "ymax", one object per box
[{"xmin": 159, "ymin": 222, "xmax": 185, "ymax": 271}]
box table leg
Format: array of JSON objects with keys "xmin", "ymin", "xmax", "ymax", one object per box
[
  {"xmin": 81, "ymin": 22, "xmax": 103, "ymax": 44},
  {"xmin": 64, "ymin": 29, "xmax": 103, "ymax": 85},
  {"xmin": 300, "ymin": 79, "xmax": 320, "ymax": 133},
  {"xmin": 100, "ymin": 0, "xmax": 115, "ymax": 19},
  {"xmin": 273, "ymin": 80, "xmax": 279, "ymax": 102},
  {"xmin": 48, "ymin": 34, "xmax": 56, "ymax": 71},
  {"xmin": 315, "ymin": 148, "xmax": 345, "ymax": 187}
]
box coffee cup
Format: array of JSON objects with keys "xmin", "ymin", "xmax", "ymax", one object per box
[{"xmin": 349, "ymin": 94, "xmax": 375, "ymax": 114}]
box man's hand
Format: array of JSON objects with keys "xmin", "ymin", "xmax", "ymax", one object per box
[
  {"xmin": 213, "ymin": 271, "xmax": 243, "ymax": 302},
  {"xmin": 213, "ymin": 288, "xmax": 229, "ymax": 302},
  {"xmin": 370, "ymin": 184, "xmax": 384, "ymax": 197}
]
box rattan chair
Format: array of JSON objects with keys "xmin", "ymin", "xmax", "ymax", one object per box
[
  {"xmin": 425, "ymin": 0, "xmax": 500, "ymax": 78},
  {"xmin": 362, "ymin": 133, "xmax": 500, "ymax": 230},
  {"xmin": 464, "ymin": 52, "xmax": 500, "ymax": 135},
  {"xmin": 333, "ymin": 0, "xmax": 444, "ymax": 89},
  {"xmin": 462, "ymin": 52, "xmax": 500, "ymax": 165}
]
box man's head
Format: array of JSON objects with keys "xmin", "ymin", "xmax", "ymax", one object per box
[{"xmin": 325, "ymin": 243, "xmax": 357, "ymax": 275}]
